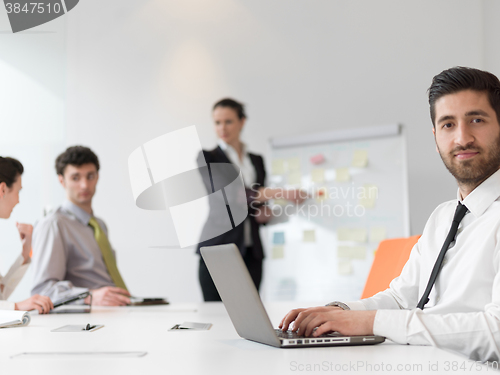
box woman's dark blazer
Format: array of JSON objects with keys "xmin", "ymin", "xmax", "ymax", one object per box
[{"xmin": 195, "ymin": 146, "xmax": 266, "ymax": 260}]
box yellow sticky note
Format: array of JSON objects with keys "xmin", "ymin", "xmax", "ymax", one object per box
[
  {"xmin": 352, "ymin": 150, "xmax": 368, "ymax": 168},
  {"xmin": 272, "ymin": 246, "xmax": 285, "ymax": 259},
  {"xmin": 370, "ymin": 227, "xmax": 387, "ymax": 243},
  {"xmin": 359, "ymin": 184, "xmax": 378, "ymax": 209},
  {"xmin": 337, "ymin": 228, "xmax": 350, "ymax": 241},
  {"xmin": 303, "ymin": 230, "xmax": 316, "ymax": 242},
  {"xmin": 338, "ymin": 260, "xmax": 353, "ymax": 275},
  {"xmin": 335, "ymin": 168, "xmax": 350, "ymax": 182},
  {"xmin": 272, "ymin": 159, "xmax": 285, "ymax": 175},
  {"xmin": 273, "ymin": 199, "xmax": 288, "ymax": 206},
  {"xmin": 337, "ymin": 246, "xmax": 366, "ymax": 259},
  {"xmin": 337, "ymin": 228, "xmax": 367, "ymax": 242},
  {"xmin": 359, "ymin": 198, "xmax": 375, "ymax": 209},
  {"xmin": 287, "ymin": 157, "xmax": 301, "ymax": 171},
  {"xmin": 288, "ymin": 172, "xmax": 302, "ymax": 185},
  {"xmin": 311, "ymin": 168, "xmax": 324, "ymax": 183}
]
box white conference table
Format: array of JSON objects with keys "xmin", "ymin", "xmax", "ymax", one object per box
[{"xmin": 0, "ymin": 302, "xmax": 492, "ymax": 374}]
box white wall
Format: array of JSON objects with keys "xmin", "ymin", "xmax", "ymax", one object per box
[
  {"xmin": 1, "ymin": 0, "xmax": 499, "ymax": 303},
  {"xmin": 0, "ymin": 10, "xmax": 67, "ymax": 302}
]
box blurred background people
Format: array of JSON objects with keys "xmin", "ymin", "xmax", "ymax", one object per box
[{"xmin": 196, "ymin": 98, "xmax": 305, "ymax": 301}]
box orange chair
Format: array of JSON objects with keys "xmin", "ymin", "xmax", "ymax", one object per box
[{"xmin": 361, "ymin": 235, "xmax": 421, "ymax": 299}]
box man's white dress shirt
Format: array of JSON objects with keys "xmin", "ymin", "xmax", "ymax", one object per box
[{"xmin": 347, "ymin": 168, "xmax": 500, "ymax": 361}]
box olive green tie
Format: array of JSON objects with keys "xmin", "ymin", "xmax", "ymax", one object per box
[{"xmin": 88, "ymin": 217, "xmax": 128, "ymax": 291}]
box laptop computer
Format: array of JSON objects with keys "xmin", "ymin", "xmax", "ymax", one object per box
[{"xmin": 200, "ymin": 244, "xmax": 385, "ymax": 348}]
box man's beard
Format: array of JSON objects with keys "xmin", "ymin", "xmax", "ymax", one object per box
[{"xmin": 438, "ymin": 137, "xmax": 500, "ymax": 187}]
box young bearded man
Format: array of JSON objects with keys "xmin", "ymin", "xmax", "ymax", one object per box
[
  {"xmin": 31, "ymin": 146, "xmax": 131, "ymax": 306},
  {"xmin": 280, "ymin": 67, "xmax": 500, "ymax": 362}
]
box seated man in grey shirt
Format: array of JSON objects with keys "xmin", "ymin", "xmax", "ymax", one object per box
[{"xmin": 31, "ymin": 146, "xmax": 131, "ymax": 306}]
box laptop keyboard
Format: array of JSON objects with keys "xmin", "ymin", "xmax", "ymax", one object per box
[{"xmin": 274, "ymin": 329, "xmax": 342, "ymax": 339}]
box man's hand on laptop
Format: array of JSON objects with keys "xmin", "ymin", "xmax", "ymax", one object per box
[
  {"xmin": 84, "ymin": 286, "xmax": 131, "ymax": 306},
  {"xmin": 279, "ymin": 306, "xmax": 376, "ymax": 337}
]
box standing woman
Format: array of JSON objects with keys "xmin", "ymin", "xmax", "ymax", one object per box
[
  {"xmin": 0, "ymin": 157, "xmax": 53, "ymax": 313},
  {"xmin": 196, "ymin": 99, "xmax": 303, "ymax": 301}
]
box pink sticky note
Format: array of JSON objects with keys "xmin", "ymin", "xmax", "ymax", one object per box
[{"xmin": 310, "ymin": 154, "xmax": 325, "ymax": 165}]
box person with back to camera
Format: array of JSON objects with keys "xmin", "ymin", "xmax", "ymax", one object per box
[
  {"xmin": 0, "ymin": 157, "xmax": 53, "ymax": 313},
  {"xmin": 196, "ymin": 98, "xmax": 306, "ymax": 301}
]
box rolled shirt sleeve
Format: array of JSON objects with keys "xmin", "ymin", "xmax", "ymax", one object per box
[
  {"xmin": 0, "ymin": 254, "xmax": 30, "ymax": 310},
  {"xmin": 31, "ymin": 216, "xmax": 88, "ymax": 301}
]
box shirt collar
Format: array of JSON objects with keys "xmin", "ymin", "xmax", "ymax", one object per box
[
  {"xmin": 61, "ymin": 200, "xmax": 92, "ymax": 225},
  {"xmin": 217, "ymin": 139, "xmax": 247, "ymax": 156},
  {"xmin": 459, "ymin": 168, "xmax": 500, "ymax": 218}
]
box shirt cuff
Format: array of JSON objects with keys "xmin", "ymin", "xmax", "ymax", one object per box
[
  {"xmin": 13, "ymin": 253, "xmax": 31, "ymax": 269},
  {"xmin": 373, "ymin": 309, "xmax": 410, "ymax": 344},
  {"xmin": 344, "ymin": 301, "xmax": 367, "ymax": 311},
  {"xmin": 0, "ymin": 300, "xmax": 16, "ymax": 310}
]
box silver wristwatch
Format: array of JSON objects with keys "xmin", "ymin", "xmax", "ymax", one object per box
[{"xmin": 325, "ymin": 301, "xmax": 350, "ymax": 310}]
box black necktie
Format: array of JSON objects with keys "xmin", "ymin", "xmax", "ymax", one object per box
[{"xmin": 416, "ymin": 202, "xmax": 468, "ymax": 309}]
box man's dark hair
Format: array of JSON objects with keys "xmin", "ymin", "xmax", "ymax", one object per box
[
  {"xmin": 213, "ymin": 98, "xmax": 247, "ymax": 120},
  {"xmin": 428, "ymin": 66, "xmax": 500, "ymax": 127},
  {"xmin": 55, "ymin": 146, "xmax": 100, "ymax": 176},
  {"xmin": 0, "ymin": 157, "xmax": 24, "ymax": 188}
]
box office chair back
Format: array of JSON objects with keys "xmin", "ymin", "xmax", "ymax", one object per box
[{"xmin": 361, "ymin": 235, "xmax": 421, "ymax": 299}]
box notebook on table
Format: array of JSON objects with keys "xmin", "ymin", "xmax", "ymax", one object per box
[
  {"xmin": 0, "ymin": 310, "xmax": 31, "ymax": 328},
  {"xmin": 200, "ymin": 244, "xmax": 385, "ymax": 348}
]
